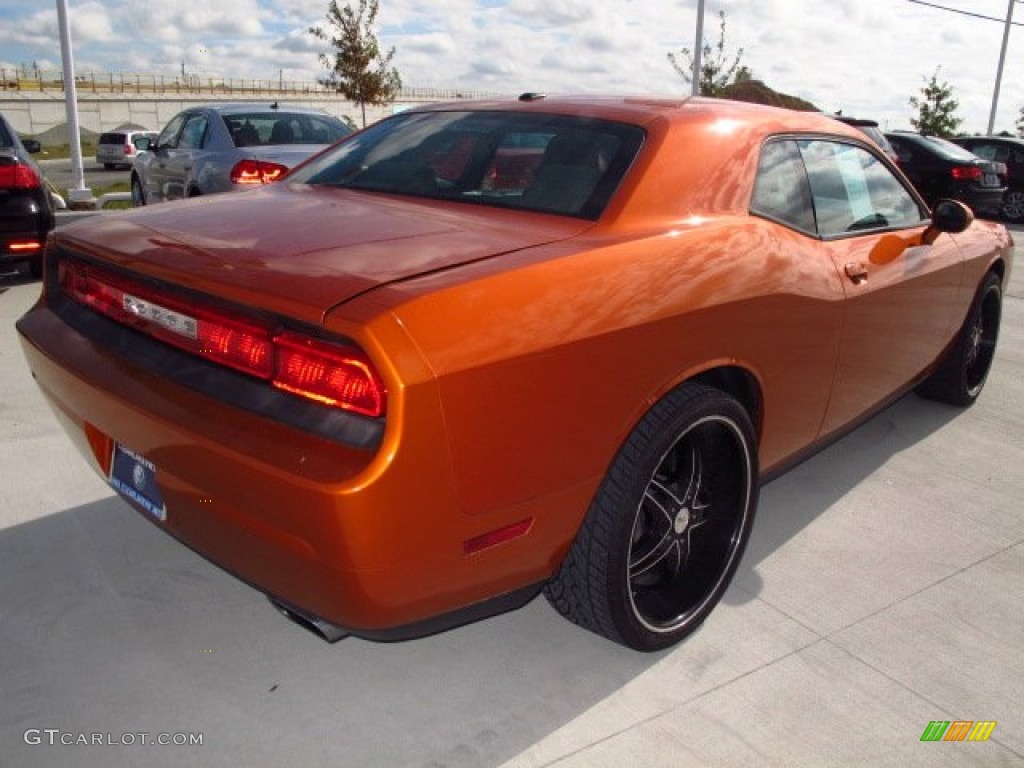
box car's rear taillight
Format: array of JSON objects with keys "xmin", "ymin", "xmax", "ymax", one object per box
[
  {"xmin": 230, "ymin": 159, "xmax": 289, "ymax": 185},
  {"xmin": 951, "ymin": 166, "xmax": 983, "ymax": 181},
  {"xmin": 60, "ymin": 261, "xmax": 386, "ymax": 417},
  {"xmin": 273, "ymin": 332, "xmax": 386, "ymax": 417},
  {"xmin": 7, "ymin": 239, "xmax": 43, "ymax": 252},
  {"xmin": 0, "ymin": 160, "xmax": 42, "ymax": 189}
]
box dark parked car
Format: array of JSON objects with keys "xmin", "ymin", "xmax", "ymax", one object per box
[
  {"xmin": 131, "ymin": 103, "xmax": 352, "ymax": 206},
  {"xmin": 0, "ymin": 113, "xmax": 55, "ymax": 278},
  {"xmin": 885, "ymin": 131, "xmax": 1006, "ymax": 215},
  {"xmin": 18, "ymin": 97, "xmax": 1014, "ymax": 651},
  {"xmin": 951, "ymin": 135, "xmax": 1024, "ymax": 222}
]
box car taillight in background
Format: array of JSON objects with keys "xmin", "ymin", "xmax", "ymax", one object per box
[
  {"xmin": 951, "ymin": 166, "xmax": 983, "ymax": 181},
  {"xmin": 60, "ymin": 260, "xmax": 387, "ymax": 418},
  {"xmin": 0, "ymin": 158, "xmax": 42, "ymax": 190},
  {"xmin": 230, "ymin": 159, "xmax": 290, "ymax": 185}
]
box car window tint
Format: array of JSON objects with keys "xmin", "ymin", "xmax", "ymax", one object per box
[
  {"xmin": 179, "ymin": 114, "xmax": 208, "ymax": 150},
  {"xmin": 798, "ymin": 140, "xmax": 924, "ymax": 236},
  {"xmin": 750, "ymin": 140, "xmax": 815, "ymax": 233},
  {"xmin": 0, "ymin": 120, "xmax": 12, "ymax": 148},
  {"xmin": 225, "ymin": 113, "xmax": 348, "ymax": 147},
  {"xmin": 157, "ymin": 114, "xmax": 186, "ymax": 149},
  {"xmin": 289, "ymin": 110, "xmax": 645, "ymax": 220}
]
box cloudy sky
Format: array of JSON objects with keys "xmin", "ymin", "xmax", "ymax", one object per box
[{"xmin": 1, "ymin": 0, "xmax": 1022, "ymax": 133}]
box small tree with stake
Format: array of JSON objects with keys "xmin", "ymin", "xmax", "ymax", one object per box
[
  {"xmin": 667, "ymin": 10, "xmax": 749, "ymax": 97},
  {"xmin": 310, "ymin": 0, "xmax": 402, "ymax": 128},
  {"xmin": 909, "ymin": 68, "xmax": 962, "ymax": 138},
  {"xmin": 1017, "ymin": 106, "xmax": 1023, "ymax": 139}
]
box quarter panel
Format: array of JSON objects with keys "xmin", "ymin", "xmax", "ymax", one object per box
[{"xmin": 383, "ymin": 217, "xmax": 846, "ymax": 515}]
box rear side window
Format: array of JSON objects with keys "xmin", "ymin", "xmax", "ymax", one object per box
[{"xmin": 751, "ymin": 140, "xmax": 815, "ymax": 233}]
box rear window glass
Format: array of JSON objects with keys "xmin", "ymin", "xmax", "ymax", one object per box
[
  {"xmin": 288, "ymin": 110, "xmax": 645, "ymax": 220},
  {"xmin": 920, "ymin": 135, "xmax": 981, "ymax": 162},
  {"xmin": 224, "ymin": 113, "xmax": 349, "ymax": 147},
  {"xmin": 99, "ymin": 133, "xmax": 126, "ymax": 144}
]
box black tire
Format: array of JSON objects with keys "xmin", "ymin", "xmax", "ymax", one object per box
[
  {"xmin": 545, "ymin": 383, "xmax": 758, "ymax": 651},
  {"xmin": 917, "ymin": 271, "xmax": 1002, "ymax": 407},
  {"xmin": 130, "ymin": 176, "xmax": 145, "ymax": 207},
  {"xmin": 1002, "ymin": 190, "xmax": 1024, "ymax": 223}
]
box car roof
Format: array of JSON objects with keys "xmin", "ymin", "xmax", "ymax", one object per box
[
  {"xmin": 195, "ymin": 103, "xmax": 335, "ymax": 117},
  {"xmin": 955, "ymin": 135, "xmax": 1024, "ymax": 146},
  {"xmin": 402, "ymin": 94, "xmax": 867, "ymax": 140}
]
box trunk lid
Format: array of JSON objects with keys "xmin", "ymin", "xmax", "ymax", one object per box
[{"xmin": 54, "ymin": 183, "xmax": 589, "ymax": 323}]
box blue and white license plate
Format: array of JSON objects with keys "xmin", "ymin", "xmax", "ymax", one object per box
[{"xmin": 109, "ymin": 444, "xmax": 167, "ymax": 521}]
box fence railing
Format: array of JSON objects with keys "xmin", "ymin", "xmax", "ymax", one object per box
[{"xmin": 0, "ymin": 69, "xmax": 502, "ymax": 102}]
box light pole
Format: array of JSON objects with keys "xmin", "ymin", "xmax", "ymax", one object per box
[
  {"xmin": 986, "ymin": 0, "xmax": 1016, "ymax": 134},
  {"xmin": 56, "ymin": 0, "xmax": 93, "ymax": 207},
  {"xmin": 692, "ymin": 0, "xmax": 706, "ymax": 96}
]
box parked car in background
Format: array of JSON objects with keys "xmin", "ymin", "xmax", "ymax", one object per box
[
  {"xmin": 885, "ymin": 131, "xmax": 1006, "ymax": 215},
  {"xmin": 951, "ymin": 135, "xmax": 1024, "ymax": 222},
  {"xmin": 18, "ymin": 96, "xmax": 1013, "ymax": 651},
  {"xmin": 95, "ymin": 129, "xmax": 157, "ymax": 170},
  {"xmin": 832, "ymin": 115, "xmax": 899, "ymax": 164},
  {"xmin": 130, "ymin": 103, "xmax": 352, "ymax": 206},
  {"xmin": 1, "ymin": 112, "xmax": 55, "ymax": 278}
]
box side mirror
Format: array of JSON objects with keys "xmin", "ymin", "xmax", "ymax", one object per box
[
  {"xmin": 929, "ymin": 199, "xmax": 973, "ymax": 234},
  {"xmin": 23, "ymin": 139, "xmax": 42, "ymax": 154}
]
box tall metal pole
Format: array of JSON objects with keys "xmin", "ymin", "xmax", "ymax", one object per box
[
  {"xmin": 692, "ymin": 0, "xmax": 706, "ymax": 96},
  {"xmin": 986, "ymin": 0, "xmax": 1015, "ymax": 134},
  {"xmin": 56, "ymin": 0, "xmax": 93, "ymax": 206}
]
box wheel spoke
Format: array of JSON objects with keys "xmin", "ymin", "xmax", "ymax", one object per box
[
  {"xmin": 680, "ymin": 443, "xmax": 702, "ymax": 507},
  {"xmin": 630, "ymin": 529, "xmax": 679, "ymax": 579}
]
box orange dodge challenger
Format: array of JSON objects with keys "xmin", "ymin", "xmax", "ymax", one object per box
[{"xmin": 17, "ymin": 96, "xmax": 1014, "ymax": 651}]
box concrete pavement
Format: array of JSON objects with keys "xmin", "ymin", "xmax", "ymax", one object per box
[{"xmin": 0, "ymin": 234, "xmax": 1021, "ymax": 767}]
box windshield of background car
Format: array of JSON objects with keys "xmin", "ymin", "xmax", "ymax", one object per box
[
  {"xmin": 286, "ymin": 110, "xmax": 646, "ymax": 219},
  {"xmin": 225, "ymin": 112, "xmax": 350, "ymax": 147}
]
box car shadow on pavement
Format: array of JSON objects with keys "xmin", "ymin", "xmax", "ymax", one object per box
[
  {"xmin": 0, "ymin": 494, "xmax": 660, "ymax": 768},
  {"xmin": 729, "ymin": 391, "xmax": 973, "ymax": 615}
]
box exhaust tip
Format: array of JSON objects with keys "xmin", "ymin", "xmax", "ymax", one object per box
[{"xmin": 268, "ymin": 597, "xmax": 350, "ymax": 643}]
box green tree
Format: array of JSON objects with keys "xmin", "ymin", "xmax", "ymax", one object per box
[
  {"xmin": 909, "ymin": 68, "xmax": 962, "ymax": 137},
  {"xmin": 310, "ymin": 0, "xmax": 402, "ymax": 128},
  {"xmin": 667, "ymin": 10, "xmax": 748, "ymax": 97}
]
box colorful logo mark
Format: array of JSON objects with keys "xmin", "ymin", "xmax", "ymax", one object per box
[{"xmin": 921, "ymin": 721, "xmax": 997, "ymax": 742}]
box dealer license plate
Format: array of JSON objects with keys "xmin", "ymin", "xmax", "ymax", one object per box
[{"xmin": 109, "ymin": 444, "xmax": 167, "ymax": 521}]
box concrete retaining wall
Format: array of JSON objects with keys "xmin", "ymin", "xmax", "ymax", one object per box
[{"xmin": 0, "ymin": 92, "xmax": 431, "ymax": 139}]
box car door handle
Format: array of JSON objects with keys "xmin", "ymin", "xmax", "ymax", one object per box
[{"xmin": 844, "ymin": 261, "xmax": 869, "ymax": 284}]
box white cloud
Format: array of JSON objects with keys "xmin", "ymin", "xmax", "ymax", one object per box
[{"xmin": 0, "ymin": 0, "xmax": 1020, "ymax": 132}]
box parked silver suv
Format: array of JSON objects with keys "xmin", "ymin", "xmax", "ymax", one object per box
[
  {"xmin": 130, "ymin": 103, "xmax": 352, "ymax": 206},
  {"xmin": 95, "ymin": 129, "xmax": 157, "ymax": 170}
]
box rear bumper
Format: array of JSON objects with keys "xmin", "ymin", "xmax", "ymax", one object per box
[
  {"xmin": 952, "ymin": 186, "xmax": 1006, "ymax": 215},
  {"xmin": 16, "ymin": 293, "xmax": 562, "ymax": 636}
]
